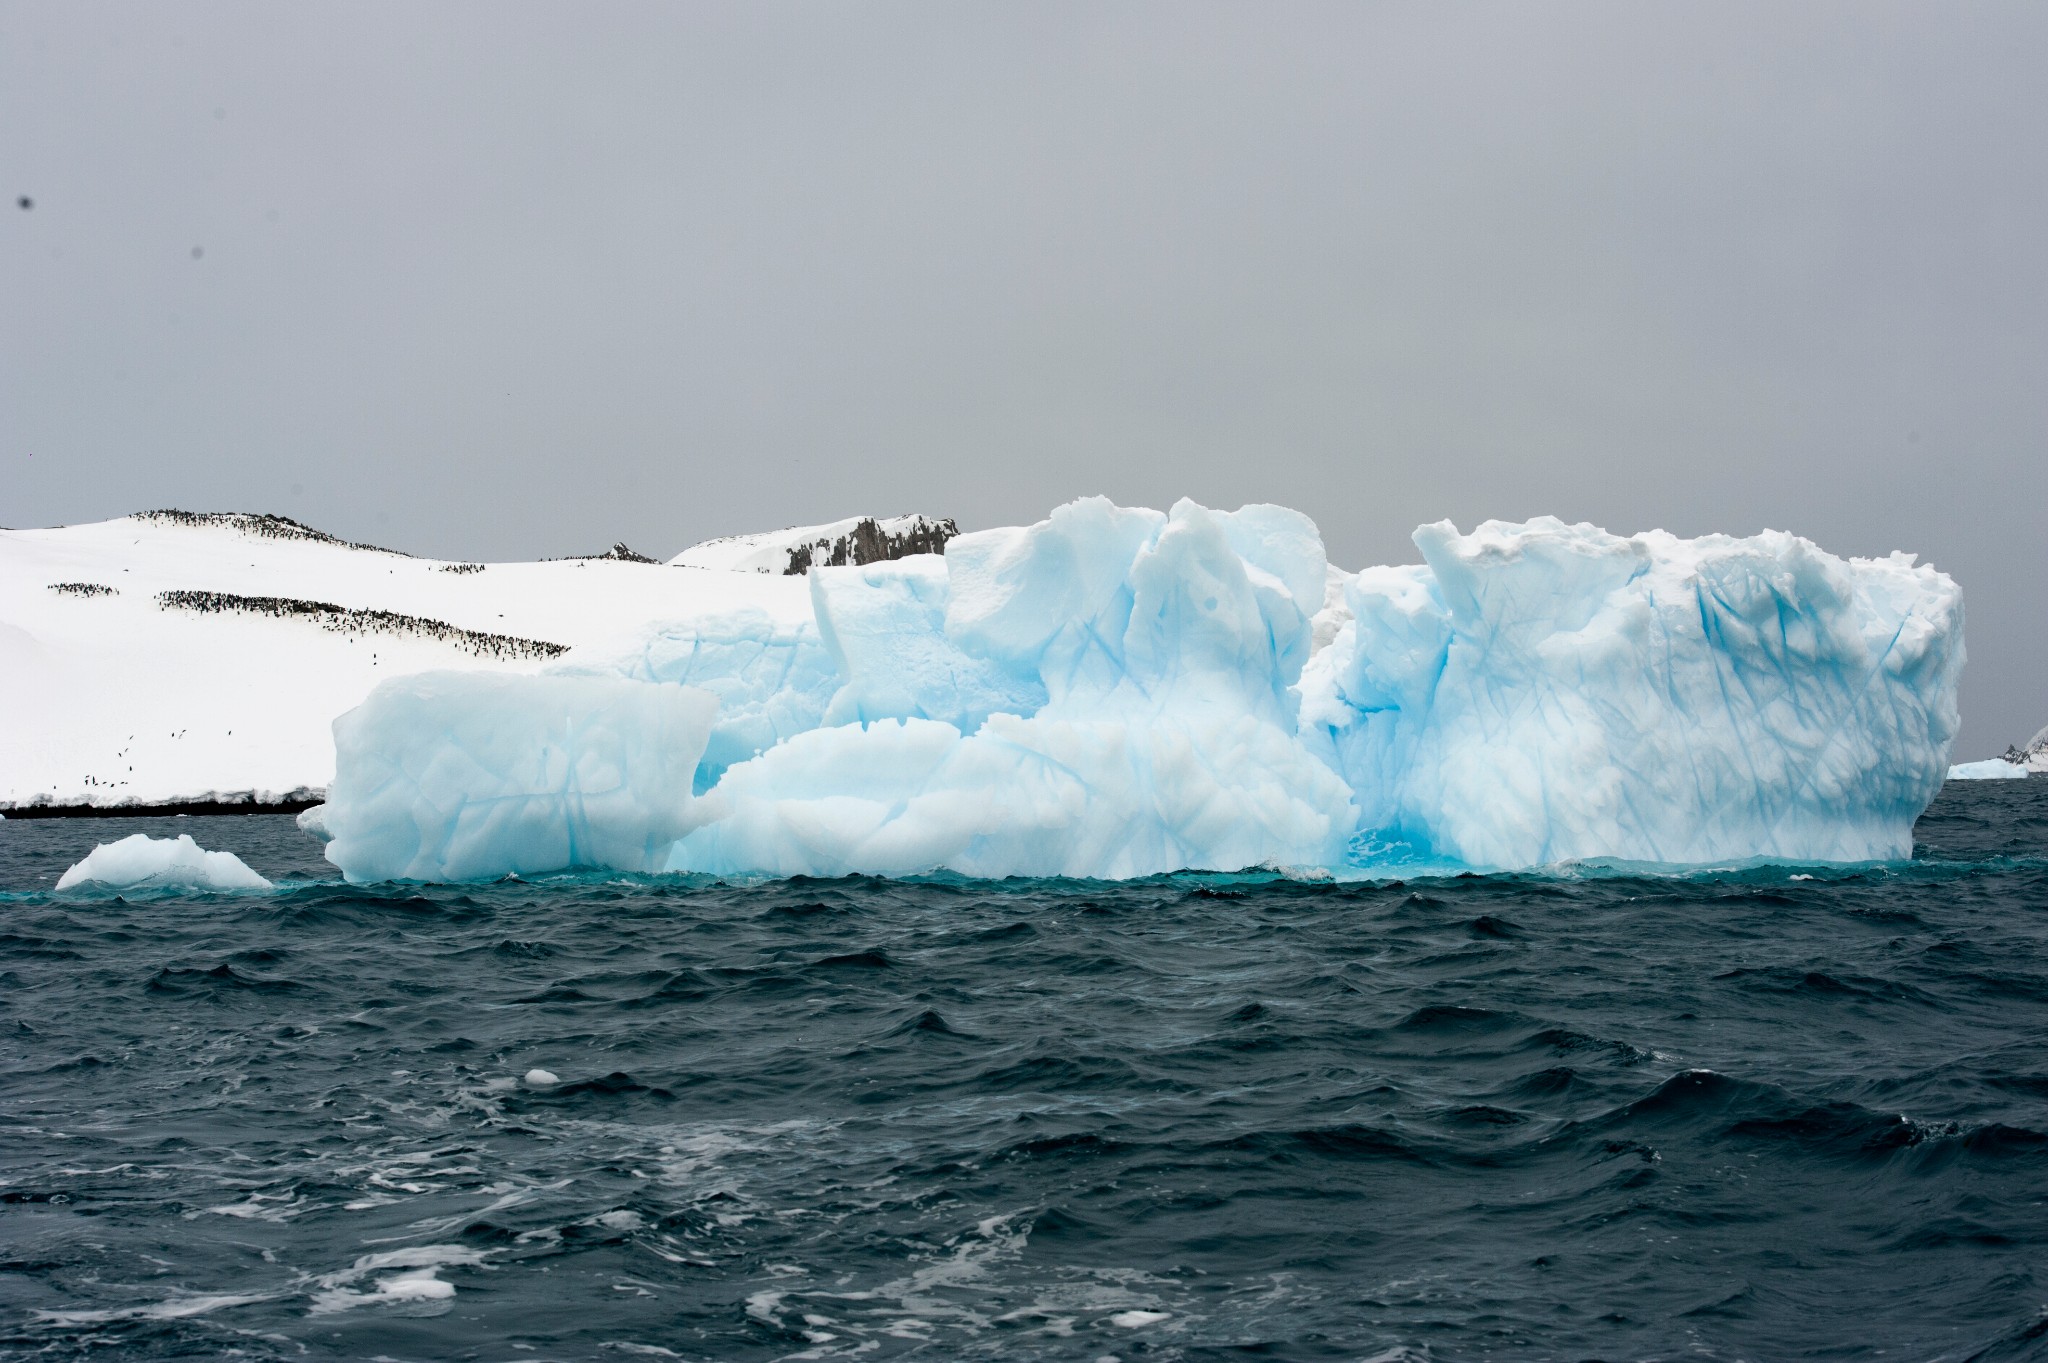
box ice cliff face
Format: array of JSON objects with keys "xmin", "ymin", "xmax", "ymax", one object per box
[
  {"xmin": 666, "ymin": 500, "xmax": 1352, "ymax": 878},
  {"xmin": 323, "ymin": 672, "xmax": 718, "ymax": 882},
  {"xmin": 1300, "ymin": 519, "xmax": 1964, "ymax": 867},
  {"xmin": 320, "ymin": 499, "xmax": 1965, "ymax": 882}
]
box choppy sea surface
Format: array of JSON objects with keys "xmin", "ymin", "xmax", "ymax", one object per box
[{"xmin": 2, "ymin": 781, "xmax": 2046, "ymax": 1362}]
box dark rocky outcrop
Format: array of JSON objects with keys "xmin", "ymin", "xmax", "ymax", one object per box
[
  {"xmin": 584, "ymin": 543, "xmax": 660, "ymax": 564},
  {"xmin": 2003, "ymin": 724, "xmax": 2048, "ymax": 767},
  {"xmin": 782, "ymin": 517, "xmax": 959, "ymax": 575}
]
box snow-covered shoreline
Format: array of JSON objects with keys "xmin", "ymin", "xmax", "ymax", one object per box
[
  {"xmin": 1, "ymin": 789, "xmax": 324, "ymax": 819},
  {"xmin": 0, "ymin": 511, "xmax": 843, "ymax": 812}
]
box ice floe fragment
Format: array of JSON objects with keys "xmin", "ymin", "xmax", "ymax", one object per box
[{"xmin": 56, "ymin": 833, "xmax": 270, "ymax": 891}]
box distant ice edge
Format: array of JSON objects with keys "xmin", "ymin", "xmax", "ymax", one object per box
[{"xmin": 317, "ymin": 499, "xmax": 1965, "ymax": 883}]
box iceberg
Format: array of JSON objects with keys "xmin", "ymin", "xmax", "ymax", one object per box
[
  {"xmin": 664, "ymin": 500, "xmax": 1352, "ymax": 878},
  {"xmin": 1947, "ymin": 758, "xmax": 2029, "ymax": 781},
  {"xmin": 57, "ymin": 833, "xmax": 271, "ymax": 891},
  {"xmin": 551, "ymin": 608, "xmax": 838, "ymax": 791},
  {"xmin": 319, "ymin": 499, "xmax": 1966, "ymax": 883},
  {"xmin": 810, "ymin": 555, "xmax": 1045, "ymax": 732},
  {"xmin": 296, "ymin": 803, "xmax": 332, "ymax": 841},
  {"xmin": 321, "ymin": 672, "xmax": 718, "ymax": 882},
  {"xmin": 1300, "ymin": 518, "xmax": 1964, "ymax": 867}
]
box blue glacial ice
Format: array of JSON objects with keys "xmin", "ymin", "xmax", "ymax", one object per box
[
  {"xmin": 666, "ymin": 500, "xmax": 1352, "ymax": 878},
  {"xmin": 550, "ymin": 607, "xmax": 838, "ymax": 792},
  {"xmin": 322, "ymin": 672, "xmax": 718, "ymax": 882},
  {"xmin": 1299, "ymin": 519, "xmax": 1964, "ymax": 867},
  {"xmin": 319, "ymin": 499, "xmax": 1965, "ymax": 883},
  {"xmin": 810, "ymin": 554, "xmax": 1046, "ymax": 732}
]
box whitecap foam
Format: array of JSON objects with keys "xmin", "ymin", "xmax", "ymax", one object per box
[
  {"xmin": 36, "ymin": 1291, "xmax": 276, "ymax": 1326},
  {"xmin": 306, "ymin": 1243, "xmax": 486, "ymax": 1315}
]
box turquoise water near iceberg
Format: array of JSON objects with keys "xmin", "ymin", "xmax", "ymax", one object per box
[{"xmin": 2, "ymin": 778, "xmax": 2045, "ymax": 1361}]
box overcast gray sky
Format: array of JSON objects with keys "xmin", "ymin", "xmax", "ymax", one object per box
[{"xmin": 3, "ymin": 2, "xmax": 2042, "ymax": 754}]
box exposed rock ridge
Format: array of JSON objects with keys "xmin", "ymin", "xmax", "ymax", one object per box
[
  {"xmin": 2001, "ymin": 723, "xmax": 2048, "ymax": 772},
  {"xmin": 782, "ymin": 516, "xmax": 959, "ymax": 575},
  {"xmin": 566, "ymin": 543, "xmax": 660, "ymax": 564}
]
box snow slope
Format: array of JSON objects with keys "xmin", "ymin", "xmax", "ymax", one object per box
[{"xmin": 0, "ymin": 513, "xmax": 810, "ymax": 811}]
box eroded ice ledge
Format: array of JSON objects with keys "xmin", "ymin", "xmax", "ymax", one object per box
[{"xmin": 317, "ymin": 499, "xmax": 1965, "ymax": 883}]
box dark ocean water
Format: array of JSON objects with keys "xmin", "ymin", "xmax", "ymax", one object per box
[{"xmin": 3, "ymin": 781, "xmax": 2046, "ymax": 1363}]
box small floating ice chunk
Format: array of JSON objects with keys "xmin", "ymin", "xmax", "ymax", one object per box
[
  {"xmin": 1108, "ymin": 1309, "xmax": 1170, "ymax": 1328},
  {"xmin": 296, "ymin": 803, "xmax": 331, "ymax": 841},
  {"xmin": 56, "ymin": 833, "xmax": 270, "ymax": 891},
  {"xmin": 524, "ymin": 1068, "xmax": 560, "ymax": 1086}
]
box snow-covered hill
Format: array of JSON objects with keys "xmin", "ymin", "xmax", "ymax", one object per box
[
  {"xmin": 671, "ymin": 515, "xmax": 957, "ymax": 575},
  {"xmin": 0, "ymin": 512, "xmax": 813, "ymax": 813}
]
